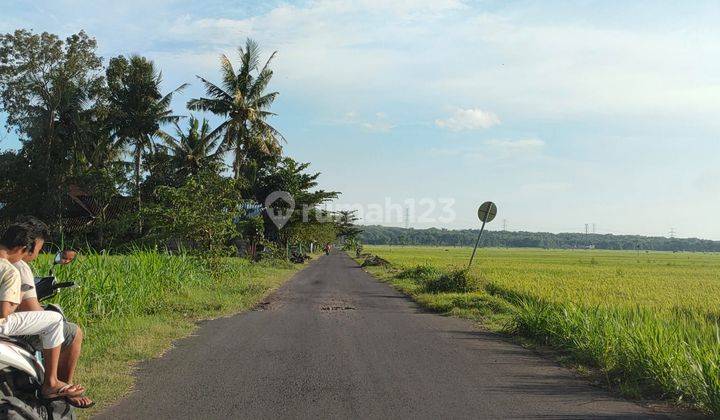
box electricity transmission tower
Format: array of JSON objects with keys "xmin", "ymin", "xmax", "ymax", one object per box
[{"xmin": 669, "ymin": 227, "xmax": 675, "ymax": 238}]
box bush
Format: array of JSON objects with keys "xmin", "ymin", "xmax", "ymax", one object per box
[
  {"xmin": 396, "ymin": 264, "xmax": 440, "ymax": 282},
  {"xmin": 424, "ymin": 269, "xmax": 473, "ymax": 293},
  {"xmin": 361, "ymin": 255, "xmax": 391, "ymax": 267}
]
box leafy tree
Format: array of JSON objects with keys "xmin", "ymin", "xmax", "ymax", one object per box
[
  {"xmin": 187, "ymin": 38, "xmax": 283, "ymax": 180},
  {"xmin": 1, "ymin": 29, "xmax": 344, "ymax": 255},
  {"xmin": 0, "ymin": 29, "xmax": 107, "ymax": 225},
  {"xmin": 236, "ymin": 214, "xmax": 264, "ymax": 260},
  {"xmin": 158, "ymin": 115, "xmax": 224, "ymax": 178},
  {"xmin": 336, "ymin": 210, "xmax": 363, "ymax": 240},
  {"xmin": 284, "ymin": 220, "xmax": 338, "ymax": 252},
  {"xmin": 106, "ymin": 55, "xmax": 186, "ymax": 217},
  {"xmin": 252, "ymin": 156, "xmax": 338, "ymax": 242},
  {"xmin": 144, "ymin": 171, "xmax": 241, "ymax": 255},
  {"xmin": 140, "ymin": 148, "xmax": 179, "ymax": 201}
]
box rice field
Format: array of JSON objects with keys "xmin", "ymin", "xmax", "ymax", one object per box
[{"xmin": 363, "ymin": 245, "xmax": 720, "ymax": 415}]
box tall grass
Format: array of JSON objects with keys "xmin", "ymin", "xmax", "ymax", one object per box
[
  {"xmin": 32, "ymin": 251, "xmax": 293, "ymax": 324},
  {"xmin": 365, "ymin": 246, "xmax": 720, "ymax": 415},
  {"xmin": 28, "ymin": 250, "xmax": 297, "ymax": 417},
  {"xmin": 507, "ymin": 294, "xmax": 720, "ymax": 413}
]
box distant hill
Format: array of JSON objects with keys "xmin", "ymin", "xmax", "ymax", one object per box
[{"xmin": 358, "ymin": 225, "xmax": 720, "ymax": 252}]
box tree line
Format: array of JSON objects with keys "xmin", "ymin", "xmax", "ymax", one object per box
[
  {"xmin": 0, "ymin": 29, "xmax": 358, "ymax": 256},
  {"xmin": 360, "ymin": 225, "xmax": 720, "ymax": 252}
]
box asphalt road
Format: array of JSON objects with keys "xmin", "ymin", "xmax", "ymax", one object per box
[{"xmin": 97, "ymin": 252, "xmax": 665, "ymax": 419}]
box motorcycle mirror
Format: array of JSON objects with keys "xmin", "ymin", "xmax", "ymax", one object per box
[{"xmin": 53, "ymin": 249, "xmax": 77, "ymax": 265}]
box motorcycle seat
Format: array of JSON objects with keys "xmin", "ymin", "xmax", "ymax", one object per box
[{"xmin": 0, "ymin": 334, "xmax": 38, "ymax": 354}]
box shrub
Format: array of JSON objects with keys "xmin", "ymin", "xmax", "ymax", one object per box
[
  {"xmin": 361, "ymin": 255, "xmax": 391, "ymax": 267},
  {"xmin": 424, "ymin": 269, "xmax": 473, "ymax": 293},
  {"xmin": 396, "ymin": 264, "xmax": 440, "ymax": 282}
]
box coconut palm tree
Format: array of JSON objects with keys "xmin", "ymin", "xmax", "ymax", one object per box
[
  {"xmin": 159, "ymin": 115, "xmax": 224, "ymax": 178},
  {"xmin": 187, "ymin": 38, "xmax": 283, "ymax": 180},
  {"xmin": 106, "ymin": 55, "xmax": 187, "ymax": 215}
]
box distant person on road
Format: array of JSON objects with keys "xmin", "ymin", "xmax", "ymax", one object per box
[
  {"xmin": 0, "ymin": 220, "xmax": 88, "ymax": 402},
  {"xmin": 324, "ymin": 243, "xmax": 331, "ymax": 255},
  {"xmin": 13, "ymin": 218, "xmax": 93, "ymax": 409}
]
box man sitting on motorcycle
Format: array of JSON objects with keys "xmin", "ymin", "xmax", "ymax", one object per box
[
  {"xmin": 13, "ymin": 217, "xmax": 94, "ymax": 409},
  {"xmin": 0, "ymin": 220, "xmax": 88, "ymax": 402}
]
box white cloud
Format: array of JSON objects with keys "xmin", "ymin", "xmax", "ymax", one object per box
[
  {"xmin": 435, "ymin": 108, "xmax": 500, "ymax": 131},
  {"xmin": 334, "ymin": 111, "xmax": 395, "ymax": 132},
  {"xmin": 362, "ymin": 113, "xmax": 395, "ymax": 132},
  {"xmin": 429, "ymin": 138, "xmax": 544, "ymax": 160},
  {"xmin": 7, "ymin": 0, "xmax": 720, "ymax": 127},
  {"xmin": 66, "ymin": 0, "xmax": 720, "ymax": 127},
  {"xmin": 484, "ymin": 138, "xmax": 545, "ymax": 155}
]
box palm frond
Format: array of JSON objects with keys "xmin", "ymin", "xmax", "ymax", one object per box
[
  {"xmin": 248, "ymin": 67, "xmax": 274, "ymax": 101},
  {"xmin": 252, "ymin": 91, "xmax": 279, "ymax": 110},
  {"xmin": 157, "ymin": 114, "xmax": 184, "ymax": 125},
  {"xmin": 254, "ymin": 119, "xmax": 286, "ymax": 144},
  {"xmin": 206, "ymin": 119, "xmax": 230, "ymax": 145},
  {"xmin": 239, "ymin": 39, "xmax": 260, "ymax": 77},
  {"xmin": 187, "ymin": 97, "xmax": 230, "ymax": 115},
  {"xmin": 260, "ymin": 50, "xmax": 277, "ymax": 74},
  {"xmin": 195, "ymin": 76, "xmax": 233, "ymax": 102},
  {"xmin": 219, "ymin": 54, "xmax": 237, "ymax": 93}
]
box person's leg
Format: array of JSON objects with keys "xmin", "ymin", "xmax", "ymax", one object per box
[
  {"xmin": 1, "ymin": 311, "xmax": 84, "ymax": 396},
  {"xmin": 41, "ymin": 345, "xmax": 62, "ymax": 390},
  {"xmin": 58, "ymin": 323, "xmax": 82, "ymax": 383},
  {"xmin": 37, "ymin": 315, "xmax": 85, "ymax": 397},
  {"xmin": 56, "ymin": 322, "xmax": 93, "ymax": 407}
]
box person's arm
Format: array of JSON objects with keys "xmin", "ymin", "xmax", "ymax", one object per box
[
  {"xmin": 0, "ymin": 301, "xmax": 17, "ymax": 318},
  {"xmin": 18, "ymin": 296, "xmax": 43, "ymax": 311},
  {"xmin": 0, "ymin": 265, "xmax": 21, "ymax": 318},
  {"xmin": 16, "ymin": 261, "xmax": 42, "ymax": 311}
]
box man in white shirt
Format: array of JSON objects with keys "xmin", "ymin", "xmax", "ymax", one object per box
[
  {"xmin": 14, "ymin": 260, "xmax": 82, "ymax": 356},
  {"xmin": 0, "ymin": 220, "xmax": 87, "ymax": 402},
  {"xmin": 14, "ymin": 253, "xmax": 92, "ymax": 409}
]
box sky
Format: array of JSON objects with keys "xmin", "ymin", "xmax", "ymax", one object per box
[{"xmin": 2, "ymin": 0, "xmax": 720, "ymax": 239}]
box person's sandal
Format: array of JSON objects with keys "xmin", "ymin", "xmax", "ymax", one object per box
[
  {"xmin": 42, "ymin": 384, "xmax": 85, "ymax": 399},
  {"xmin": 66, "ymin": 396, "xmax": 95, "ymax": 409}
]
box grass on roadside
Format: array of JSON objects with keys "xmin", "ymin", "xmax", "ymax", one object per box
[
  {"xmin": 32, "ymin": 252, "xmax": 300, "ymax": 418},
  {"xmin": 357, "ymin": 246, "xmax": 720, "ymax": 416}
]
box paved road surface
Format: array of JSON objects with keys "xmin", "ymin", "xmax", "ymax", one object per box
[{"xmin": 97, "ymin": 252, "xmax": 665, "ymax": 419}]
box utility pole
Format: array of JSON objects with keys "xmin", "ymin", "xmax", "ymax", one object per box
[
  {"xmin": 502, "ymin": 219, "xmax": 507, "ymax": 231},
  {"xmin": 592, "ymin": 223, "xmax": 596, "ymax": 234},
  {"xmin": 585, "ymin": 223, "xmax": 589, "ymax": 235},
  {"xmin": 404, "ymin": 207, "xmax": 409, "ymax": 229}
]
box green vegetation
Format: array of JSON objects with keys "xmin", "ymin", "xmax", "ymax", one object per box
[
  {"xmin": 360, "ymin": 225, "xmax": 720, "ymax": 252},
  {"xmin": 0, "ymin": 30, "xmax": 350, "ymax": 253},
  {"xmin": 31, "ymin": 251, "xmax": 301, "ymax": 417},
  {"xmin": 360, "ymin": 245, "xmax": 720, "ymax": 415},
  {"xmin": 0, "ymin": 28, "xmax": 362, "ymax": 414}
]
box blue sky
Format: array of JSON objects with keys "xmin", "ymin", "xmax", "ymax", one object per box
[{"xmin": 2, "ymin": 0, "xmax": 720, "ymax": 239}]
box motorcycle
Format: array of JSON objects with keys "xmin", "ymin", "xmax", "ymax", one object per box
[{"xmin": 0, "ymin": 250, "xmax": 78, "ymax": 420}]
